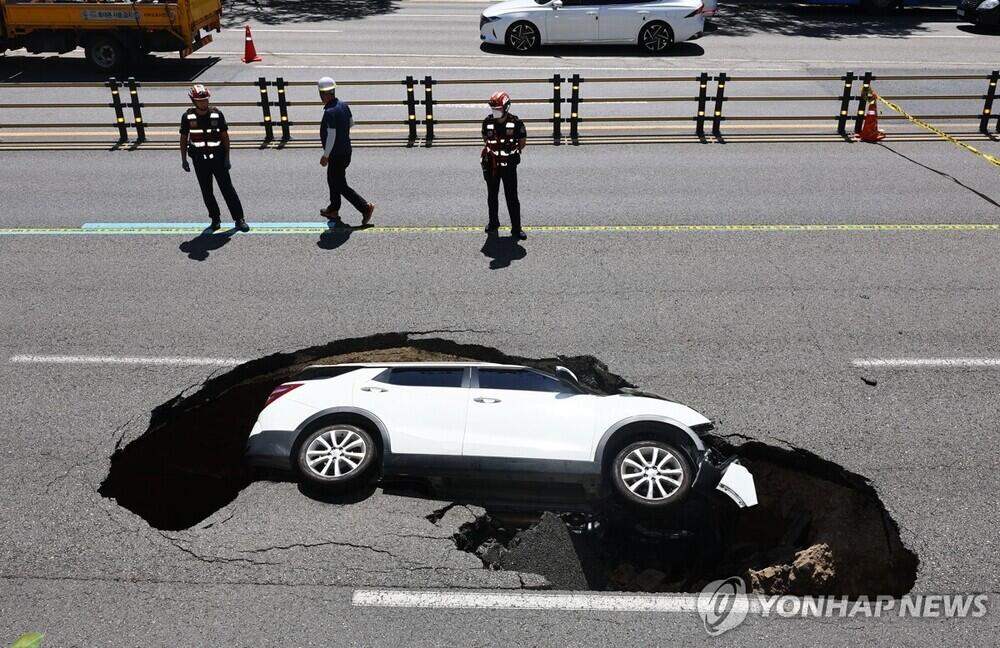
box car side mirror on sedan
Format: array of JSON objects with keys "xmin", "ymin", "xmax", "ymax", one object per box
[{"xmin": 552, "ymin": 0, "xmax": 563, "ymax": 9}]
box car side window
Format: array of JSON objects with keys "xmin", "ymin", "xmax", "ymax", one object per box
[
  {"xmin": 478, "ymin": 369, "xmax": 573, "ymax": 393},
  {"xmin": 383, "ymin": 368, "xmax": 464, "ymax": 388}
]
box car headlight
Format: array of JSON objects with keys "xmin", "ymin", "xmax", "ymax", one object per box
[
  {"xmin": 979, "ymin": 0, "xmax": 999, "ymax": 9},
  {"xmin": 480, "ymin": 15, "xmax": 501, "ymax": 28}
]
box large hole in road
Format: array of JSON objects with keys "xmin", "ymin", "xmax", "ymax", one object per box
[{"xmin": 99, "ymin": 332, "xmax": 917, "ymax": 596}]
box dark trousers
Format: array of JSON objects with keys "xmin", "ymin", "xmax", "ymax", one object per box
[
  {"xmin": 486, "ymin": 165, "xmax": 521, "ymax": 233},
  {"xmin": 327, "ymin": 154, "xmax": 368, "ymax": 215},
  {"xmin": 193, "ymin": 155, "xmax": 244, "ymax": 221}
]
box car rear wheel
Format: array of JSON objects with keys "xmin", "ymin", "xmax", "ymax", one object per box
[
  {"xmin": 611, "ymin": 440, "xmax": 692, "ymax": 508},
  {"xmin": 638, "ymin": 22, "xmax": 674, "ymax": 53},
  {"xmin": 296, "ymin": 424, "xmax": 377, "ymax": 488},
  {"xmin": 506, "ymin": 21, "xmax": 540, "ymax": 52}
]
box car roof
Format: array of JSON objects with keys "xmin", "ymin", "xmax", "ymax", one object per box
[{"xmin": 304, "ymin": 361, "xmax": 527, "ymax": 369}]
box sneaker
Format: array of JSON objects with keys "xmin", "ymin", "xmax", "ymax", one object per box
[
  {"xmin": 209, "ymin": 219, "xmax": 221, "ymax": 231},
  {"xmin": 362, "ymin": 202, "xmax": 376, "ymax": 226},
  {"xmin": 320, "ymin": 206, "xmax": 339, "ymax": 220},
  {"xmin": 485, "ymin": 222, "xmax": 500, "ymax": 233},
  {"xmin": 513, "ymin": 230, "xmax": 527, "ymax": 241},
  {"xmin": 235, "ymin": 219, "xmax": 250, "ymax": 232}
]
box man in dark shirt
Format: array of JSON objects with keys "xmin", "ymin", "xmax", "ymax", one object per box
[
  {"xmin": 318, "ymin": 76, "xmax": 375, "ymax": 227},
  {"xmin": 481, "ymin": 90, "xmax": 527, "ymax": 240},
  {"xmin": 179, "ymin": 84, "xmax": 248, "ymax": 232}
]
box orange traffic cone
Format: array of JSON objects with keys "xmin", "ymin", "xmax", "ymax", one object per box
[
  {"xmin": 241, "ymin": 25, "xmax": 262, "ymax": 63},
  {"xmin": 855, "ymin": 94, "xmax": 885, "ymax": 142}
]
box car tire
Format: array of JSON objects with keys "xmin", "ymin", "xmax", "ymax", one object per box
[
  {"xmin": 638, "ymin": 22, "xmax": 674, "ymax": 53},
  {"xmin": 505, "ymin": 21, "xmax": 540, "ymax": 52},
  {"xmin": 296, "ymin": 424, "xmax": 377, "ymax": 489},
  {"xmin": 610, "ymin": 440, "xmax": 692, "ymax": 508},
  {"xmin": 862, "ymin": 0, "xmax": 898, "ymax": 12},
  {"xmin": 85, "ymin": 34, "xmax": 125, "ymax": 72}
]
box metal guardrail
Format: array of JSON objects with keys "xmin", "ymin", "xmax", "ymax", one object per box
[{"xmin": 0, "ymin": 71, "xmax": 997, "ymax": 147}]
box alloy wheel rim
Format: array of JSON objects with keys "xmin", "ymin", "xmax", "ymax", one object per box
[
  {"xmin": 620, "ymin": 446, "xmax": 684, "ymax": 501},
  {"xmin": 511, "ymin": 25, "xmax": 537, "ymax": 50},
  {"xmin": 305, "ymin": 428, "xmax": 367, "ymax": 478},
  {"xmin": 642, "ymin": 25, "xmax": 670, "ymax": 51}
]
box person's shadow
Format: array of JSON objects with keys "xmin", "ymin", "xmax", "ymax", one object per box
[
  {"xmin": 179, "ymin": 227, "xmax": 235, "ymax": 261},
  {"xmin": 317, "ymin": 221, "xmax": 354, "ymax": 250},
  {"xmin": 480, "ymin": 231, "xmax": 527, "ymax": 270}
]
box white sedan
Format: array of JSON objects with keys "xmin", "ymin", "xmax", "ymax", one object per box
[
  {"xmin": 480, "ymin": 0, "xmax": 707, "ymax": 53},
  {"xmin": 245, "ymin": 362, "xmax": 757, "ymax": 512}
]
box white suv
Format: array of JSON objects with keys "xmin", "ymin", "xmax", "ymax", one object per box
[{"xmin": 246, "ymin": 362, "xmax": 757, "ymax": 511}]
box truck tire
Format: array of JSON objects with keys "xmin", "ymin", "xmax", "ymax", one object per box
[{"xmin": 85, "ymin": 34, "xmax": 125, "ymax": 72}]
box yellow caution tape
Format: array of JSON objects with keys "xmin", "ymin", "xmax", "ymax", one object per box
[{"xmin": 876, "ymin": 94, "xmax": 1000, "ymax": 169}]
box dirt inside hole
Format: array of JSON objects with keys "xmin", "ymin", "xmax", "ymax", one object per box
[{"xmin": 99, "ymin": 332, "xmax": 917, "ymax": 595}]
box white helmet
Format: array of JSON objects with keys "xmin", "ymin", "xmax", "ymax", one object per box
[{"xmin": 318, "ymin": 76, "xmax": 337, "ymax": 92}]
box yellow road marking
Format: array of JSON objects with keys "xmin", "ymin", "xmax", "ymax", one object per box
[{"xmin": 2, "ymin": 223, "xmax": 998, "ymax": 236}]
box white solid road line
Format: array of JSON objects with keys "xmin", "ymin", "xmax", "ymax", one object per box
[
  {"xmin": 852, "ymin": 358, "xmax": 1000, "ymax": 368},
  {"xmin": 352, "ymin": 590, "xmax": 755, "ymax": 613},
  {"xmin": 9, "ymin": 355, "xmax": 247, "ymax": 367}
]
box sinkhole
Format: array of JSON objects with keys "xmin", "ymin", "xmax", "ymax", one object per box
[{"xmin": 99, "ymin": 332, "xmax": 917, "ymax": 596}]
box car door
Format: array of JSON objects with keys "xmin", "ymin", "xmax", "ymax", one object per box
[
  {"xmin": 599, "ymin": 0, "xmax": 647, "ymax": 42},
  {"xmin": 353, "ymin": 367, "xmax": 469, "ymax": 456},
  {"xmin": 546, "ymin": 0, "xmax": 601, "ymax": 43},
  {"xmin": 463, "ymin": 368, "xmax": 596, "ymax": 461}
]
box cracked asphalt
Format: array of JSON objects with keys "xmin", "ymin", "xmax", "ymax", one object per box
[{"xmin": 2, "ymin": 1, "xmax": 1000, "ymax": 644}]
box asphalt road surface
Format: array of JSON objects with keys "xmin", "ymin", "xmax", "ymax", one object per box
[{"xmin": 1, "ymin": 1, "xmax": 1000, "ymax": 646}]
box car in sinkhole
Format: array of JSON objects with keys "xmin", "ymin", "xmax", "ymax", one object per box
[{"xmin": 245, "ymin": 362, "xmax": 757, "ymax": 512}]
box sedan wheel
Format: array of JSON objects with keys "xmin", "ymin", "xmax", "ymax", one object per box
[
  {"xmin": 639, "ymin": 22, "xmax": 673, "ymax": 53},
  {"xmin": 297, "ymin": 424, "xmax": 376, "ymax": 487},
  {"xmin": 506, "ymin": 22, "xmax": 540, "ymax": 52},
  {"xmin": 611, "ymin": 440, "xmax": 691, "ymax": 508}
]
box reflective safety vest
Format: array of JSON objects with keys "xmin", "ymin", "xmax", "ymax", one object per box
[
  {"xmin": 181, "ymin": 108, "xmax": 226, "ymax": 160},
  {"xmin": 481, "ymin": 113, "xmax": 526, "ymax": 173}
]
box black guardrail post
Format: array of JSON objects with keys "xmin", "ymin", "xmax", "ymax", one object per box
[
  {"xmin": 552, "ymin": 73, "xmax": 562, "ymax": 144},
  {"xmin": 854, "ymin": 71, "xmax": 873, "ymax": 134},
  {"xmin": 126, "ymin": 77, "xmax": 145, "ymax": 143},
  {"xmin": 405, "ymin": 76, "xmax": 418, "ymax": 144},
  {"xmin": 569, "ymin": 73, "xmax": 581, "ymax": 144},
  {"xmin": 696, "ymin": 72, "xmax": 709, "ymax": 138},
  {"xmin": 837, "ymin": 71, "xmax": 855, "ymax": 136},
  {"xmin": 106, "ymin": 77, "xmax": 128, "ymax": 144},
  {"xmin": 423, "ymin": 75, "xmax": 435, "ymax": 145},
  {"xmin": 712, "ymin": 72, "xmax": 727, "ymax": 138},
  {"xmin": 980, "ymin": 70, "xmax": 998, "ymax": 135},
  {"xmin": 275, "ymin": 77, "xmax": 290, "ymax": 142},
  {"xmin": 257, "ymin": 77, "xmax": 273, "ymax": 143}
]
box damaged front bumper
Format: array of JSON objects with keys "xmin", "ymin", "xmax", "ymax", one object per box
[{"xmin": 695, "ymin": 449, "xmax": 758, "ymax": 508}]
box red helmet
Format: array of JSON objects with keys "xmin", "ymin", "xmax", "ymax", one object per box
[
  {"xmin": 488, "ymin": 91, "xmax": 511, "ymax": 111},
  {"xmin": 188, "ymin": 84, "xmax": 211, "ymax": 100}
]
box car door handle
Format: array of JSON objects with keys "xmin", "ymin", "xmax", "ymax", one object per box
[
  {"xmin": 361, "ymin": 386, "xmax": 387, "ymax": 392},
  {"xmin": 586, "ymin": 11, "xmax": 598, "ymax": 15},
  {"xmin": 638, "ymin": 10, "xmax": 650, "ymax": 14},
  {"xmin": 473, "ymin": 397, "xmax": 501, "ymax": 404}
]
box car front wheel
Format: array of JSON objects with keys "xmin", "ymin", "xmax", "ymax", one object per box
[
  {"xmin": 638, "ymin": 22, "xmax": 673, "ymax": 53},
  {"xmin": 85, "ymin": 35, "xmax": 125, "ymax": 71},
  {"xmin": 506, "ymin": 21, "xmax": 540, "ymax": 52},
  {"xmin": 611, "ymin": 440, "xmax": 692, "ymax": 508},
  {"xmin": 296, "ymin": 424, "xmax": 377, "ymax": 488}
]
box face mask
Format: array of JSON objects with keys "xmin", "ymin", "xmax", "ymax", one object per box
[{"xmin": 491, "ymin": 108, "xmax": 504, "ymax": 118}]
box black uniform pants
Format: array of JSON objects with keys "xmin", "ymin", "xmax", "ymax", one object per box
[
  {"xmin": 486, "ymin": 165, "xmax": 521, "ymax": 233},
  {"xmin": 327, "ymin": 154, "xmax": 368, "ymax": 215},
  {"xmin": 193, "ymin": 155, "xmax": 244, "ymax": 221}
]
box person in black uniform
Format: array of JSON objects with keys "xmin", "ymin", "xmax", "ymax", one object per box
[
  {"xmin": 179, "ymin": 84, "xmax": 248, "ymax": 232},
  {"xmin": 481, "ymin": 90, "xmax": 527, "ymax": 240}
]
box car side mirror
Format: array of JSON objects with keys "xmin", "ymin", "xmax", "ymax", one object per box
[
  {"xmin": 552, "ymin": 0, "xmax": 563, "ymax": 8},
  {"xmin": 555, "ymin": 366, "xmax": 579, "ymax": 384}
]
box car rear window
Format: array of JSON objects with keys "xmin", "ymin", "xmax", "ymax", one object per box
[{"xmin": 385, "ymin": 368, "xmax": 464, "ymax": 388}]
